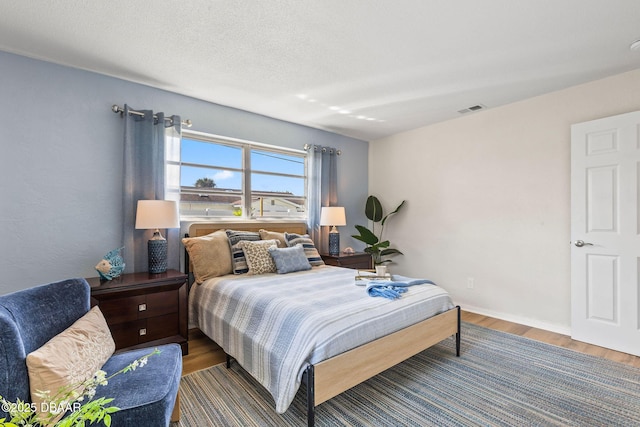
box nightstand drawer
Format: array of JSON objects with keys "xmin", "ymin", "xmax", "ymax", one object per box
[
  {"xmin": 139, "ymin": 290, "xmax": 179, "ymax": 319},
  {"xmin": 98, "ymin": 295, "xmax": 146, "ymax": 323},
  {"xmin": 88, "ymin": 270, "xmax": 189, "ymax": 355},
  {"xmin": 98, "ymin": 290, "xmax": 178, "ymax": 323},
  {"xmin": 145, "ymin": 313, "xmax": 179, "ymax": 341},
  {"xmin": 109, "ymin": 319, "xmax": 147, "ymax": 349},
  {"xmin": 108, "ymin": 313, "xmax": 180, "ymax": 349}
]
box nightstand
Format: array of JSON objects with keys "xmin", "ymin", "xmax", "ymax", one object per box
[
  {"xmin": 321, "ymin": 252, "xmax": 373, "ymax": 270},
  {"xmin": 87, "ymin": 269, "xmax": 188, "ymax": 355}
]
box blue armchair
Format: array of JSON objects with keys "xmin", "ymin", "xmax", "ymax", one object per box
[{"xmin": 0, "ymin": 278, "xmax": 182, "ymax": 426}]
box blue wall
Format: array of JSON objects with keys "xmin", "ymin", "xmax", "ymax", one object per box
[{"xmin": 0, "ymin": 51, "xmax": 369, "ymax": 294}]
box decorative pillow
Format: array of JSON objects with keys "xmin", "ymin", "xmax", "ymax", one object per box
[
  {"xmin": 259, "ymin": 229, "xmax": 287, "ymax": 248},
  {"xmin": 237, "ymin": 239, "xmax": 279, "ymax": 275},
  {"xmin": 269, "ymin": 244, "xmax": 313, "ymax": 274},
  {"xmin": 284, "ymin": 232, "xmax": 325, "ymax": 266},
  {"xmin": 26, "ymin": 306, "xmax": 115, "ymax": 419},
  {"xmin": 182, "ymin": 230, "xmax": 232, "ymax": 284},
  {"xmin": 226, "ymin": 230, "xmax": 261, "ymax": 274}
]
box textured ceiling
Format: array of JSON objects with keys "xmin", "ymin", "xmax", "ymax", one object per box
[{"xmin": 1, "ymin": 0, "xmax": 640, "ymax": 140}]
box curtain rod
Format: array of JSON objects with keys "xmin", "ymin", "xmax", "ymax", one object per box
[
  {"xmin": 111, "ymin": 105, "xmax": 192, "ymax": 128},
  {"xmin": 303, "ymin": 143, "xmax": 341, "ymax": 155}
]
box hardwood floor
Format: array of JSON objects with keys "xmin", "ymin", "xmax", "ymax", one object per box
[
  {"xmin": 182, "ymin": 329, "xmax": 226, "ymax": 375},
  {"xmin": 461, "ymin": 311, "xmax": 640, "ymax": 368},
  {"xmin": 182, "ymin": 310, "xmax": 640, "ymax": 375}
]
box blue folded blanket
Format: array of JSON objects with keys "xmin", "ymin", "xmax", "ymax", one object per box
[{"xmin": 365, "ymin": 275, "xmax": 436, "ymax": 300}]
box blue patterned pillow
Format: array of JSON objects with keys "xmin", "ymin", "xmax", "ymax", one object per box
[
  {"xmin": 268, "ymin": 244, "xmax": 312, "ymax": 274},
  {"xmin": 284, "ymin": 232, "xmax": 324, "ymax": 266},
  {"xmin": 226, "ymin": 230, "xmax": 261, "ymax": 274}
]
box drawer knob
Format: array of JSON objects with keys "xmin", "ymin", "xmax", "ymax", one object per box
[
  {"xmin": 139, "ymin": 328, "xmax": 147, "ymax": 336},
  {"xmin": 138, "ymin": 303, "xmax": 147, "ymax": 312}
]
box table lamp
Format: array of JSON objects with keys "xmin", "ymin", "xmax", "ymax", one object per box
[
  {"xmin": 320, "ymin": 206, "xmax": 346, "ymax": 255},
  {"xmin": 135, "ymin": 200, "xmax": 180, "ymax": 273}
]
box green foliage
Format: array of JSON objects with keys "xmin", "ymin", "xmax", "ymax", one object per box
[
  {"xmin": 194, "ymin": 177, "xmax": 216, "ymax": 188},
  {"xmin": 0, "ymin": 349, "xmax": 159, "ymax": 427},
  {"xmin": 352, "ymin": 195, "xmax": 405, "ymax": 265}
]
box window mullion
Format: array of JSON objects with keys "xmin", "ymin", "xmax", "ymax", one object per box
[
  {"xmin": 242, "ymin": 145, "xmax": 252, "ymax": 218},
  {"xmin": 252, "ymin": 170, "xmax": 305, "ymax": 179},
  {"xmin": 180, "ymin": 161, "xmax": 243, "ymax": 174}
]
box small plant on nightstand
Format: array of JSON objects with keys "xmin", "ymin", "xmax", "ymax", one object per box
[{"xmin": 352, "ymin": 195, "xmax": 405, "ymax": 265}]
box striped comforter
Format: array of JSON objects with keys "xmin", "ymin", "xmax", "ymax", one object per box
[{"xmin": 190, "ymin": 265, "xmax": 454, "ymax": 413}]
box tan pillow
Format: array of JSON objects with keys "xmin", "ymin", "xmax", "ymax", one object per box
[
  {"xmin": 26, "ymin": 306, "xmax": 115, "ymax": 419},
  {"xmin": 182, "ymin": 230, "xmax": 232, "ymax": 284},
  {"xmin": 259, "ymin": 229, "xmax": 287, "ymax": 248},
  {"xmin": 237, "ymin": 239, "xmax": 279, "ymax": 275}
]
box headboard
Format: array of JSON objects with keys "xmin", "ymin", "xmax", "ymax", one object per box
[
  {"xmin": 187, "ymin": 221, "xmax": 307, "ymax": 238},
  {"xmin": 183, "ymin": 221, "xmax": 308, "ymax": 281}
]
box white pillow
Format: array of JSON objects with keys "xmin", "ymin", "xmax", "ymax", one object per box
[{"xmin": 26, "ymin": 306, "xmax": 115, "ymax": 419}]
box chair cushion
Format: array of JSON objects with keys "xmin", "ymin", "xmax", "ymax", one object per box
[
  {"xmin": 93, "ymin": 344, "xmax": 182, "ymax": 426},
  {"xmin": 26, "ymin": 306, "xmax": 115, "ymax": 419}
]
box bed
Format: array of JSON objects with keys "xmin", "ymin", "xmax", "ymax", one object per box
[{"xmin": 184, "ymin": 221, "xmax": 460, "ymax": 427}]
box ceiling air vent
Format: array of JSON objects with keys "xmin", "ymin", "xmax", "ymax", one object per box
[{"xmin": 457, "ymin": 104, "xmax": 486, "ymax": 114}]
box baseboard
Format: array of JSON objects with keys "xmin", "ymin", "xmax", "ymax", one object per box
[{"xmin": 461, "ymin": 304, "xmax": 571, "ymax": 336}]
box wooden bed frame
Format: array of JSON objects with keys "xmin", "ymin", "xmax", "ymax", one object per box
[{"xmin": 184, "ymin": 221, "xmax": 461, "ymax": 427}]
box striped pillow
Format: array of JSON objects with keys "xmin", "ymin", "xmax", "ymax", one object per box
[
  {"xmin": 284, "ymin": 232, "xmax": 324, "ymax": 266},
  {"xmin": 226, "ymin": 230, "xmax": 261, "ymax": 274}
]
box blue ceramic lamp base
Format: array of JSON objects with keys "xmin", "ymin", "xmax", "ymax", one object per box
[
  {"xmin": 328, "ymin": 231, "xmax": 340, "ymax": 256},
  {"xmin": 148, "ymin": 235, "xmax": 168, "ymax": 274}
]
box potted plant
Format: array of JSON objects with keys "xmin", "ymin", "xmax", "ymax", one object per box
[{"xmin": 352, "ymin": 195, "xmax": 405, "ymax": 265}]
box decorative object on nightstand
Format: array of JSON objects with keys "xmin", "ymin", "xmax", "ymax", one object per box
[
  {"xmin": 135, "ymin": 200, "xmax": 180, "ymax": 274},
  {"xmin": 87, "ymin": 269, "xmax": 189, "ymax": 355},
  {"xmin": 320, "ymin": 206, "xmax": 346, "ymax": 255},
  {"xmin": 94, "ymin": 246, "xmax": 125, "ymax": 280}
]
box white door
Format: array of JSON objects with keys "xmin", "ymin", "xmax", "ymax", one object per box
[{"xmin": 571, "ymin": 111, "xmax": 640, "ymax": 356}]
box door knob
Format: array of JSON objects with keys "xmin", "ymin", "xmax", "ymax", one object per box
[{"xmin": 574, "ymin": 240, "xmax": 594, "ymax": 247}]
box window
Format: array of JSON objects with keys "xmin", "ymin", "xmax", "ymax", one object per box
[{"xmin": 180, "ymin": 131, "xmax": 307, "ymax": 219}]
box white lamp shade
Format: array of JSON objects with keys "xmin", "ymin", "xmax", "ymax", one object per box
[
  {"xmin": 320, "ymin": 206, "xmax": 346, "ymax": 226},
  {"xmin": 135, "ymin": 200, "xmax": 180, "ymax": 229}
]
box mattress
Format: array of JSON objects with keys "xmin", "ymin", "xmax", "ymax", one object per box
[{"xmin": 189, "ymin": 265, "xmax": 454, "ymax": 413}]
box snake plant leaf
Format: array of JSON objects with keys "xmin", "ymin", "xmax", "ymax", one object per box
[
  {"xmin": 352, "ymin": 225, "xmax": 379, "ymax": 245},
  {"xmin": 381, "ymin": 200, "xmax": 406, "ymax": 226},
  {"xmin": 365, "ymin": 195, "xmax": 383, "ymax": 222}
]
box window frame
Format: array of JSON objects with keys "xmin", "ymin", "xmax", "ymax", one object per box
[{"xmin": 180, "ymin": 130, "xmax": 307, "ymax": 220}]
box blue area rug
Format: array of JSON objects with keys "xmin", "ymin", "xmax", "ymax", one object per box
[{"xmin": 178, "ymin": 322, "xmax": 640, "ymax": 426}]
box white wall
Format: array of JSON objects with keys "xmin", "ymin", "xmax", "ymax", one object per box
[{"xmin": 369, "ymin": 69, "xmax": 640, "ymax": 333}]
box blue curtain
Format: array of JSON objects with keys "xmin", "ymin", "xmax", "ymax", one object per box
[
  {"xmin": 121, "ymin": 105, "xmax": 182, "ymax": 273},
  {"xmin": 307, "ymin": 145, "xmax": 338, "ymax": 254}
]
